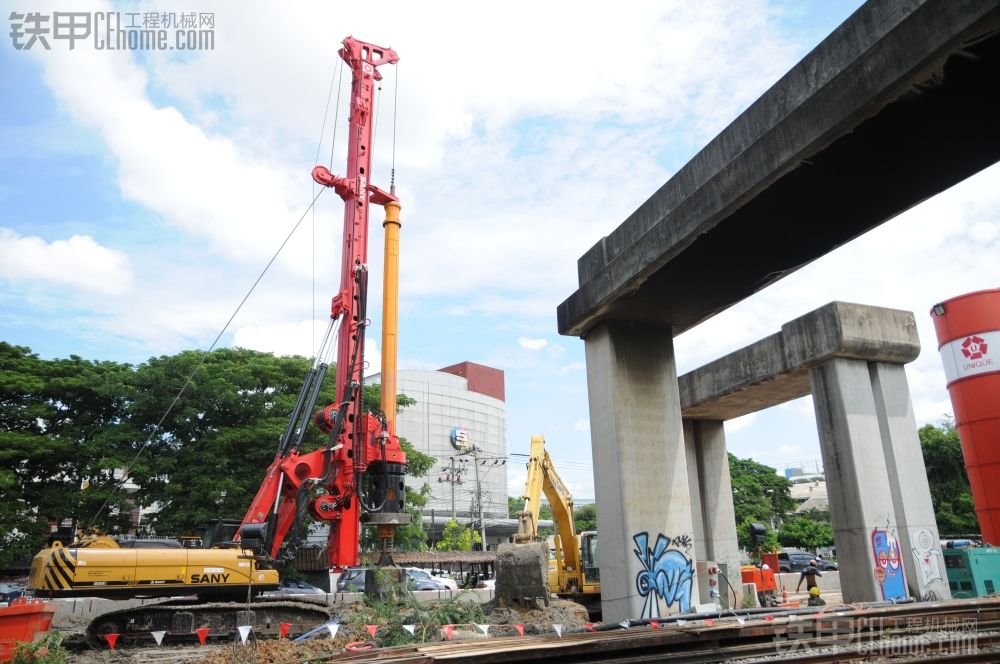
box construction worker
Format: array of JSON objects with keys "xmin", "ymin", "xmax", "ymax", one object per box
[
  {"xmin": 796, "ymin": 559, "xmax": 823, "ymax": 593},
  {"xmin": 807, "ymin": 586, "xmax": 826, "ymax": 606}
]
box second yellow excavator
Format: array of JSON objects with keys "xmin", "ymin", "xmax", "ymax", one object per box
[{"xmin": 495, "ymin": 435, "xmax": 601, "ymax": 618}]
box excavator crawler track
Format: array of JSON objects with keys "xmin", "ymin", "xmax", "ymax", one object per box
[{"xmin": 84, "ymin": 597, "xmax": 332, "ymax": 647}]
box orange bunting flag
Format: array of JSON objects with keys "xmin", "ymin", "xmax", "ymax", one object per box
[
  {"xmin": 366, "ymin": 625, "xmax": 379, "ymax": 637},
  {"xmin": 104, "ymin": 634, "xmax": 119, "ymax": 650},
  {"xmin": 515, "ymin": 624, "xmax": 525, "ymax": 637},
  {"xmin": 650, "ymin": 620, "xmax": 660, "ymax": 630},
  {"xmin": 443, "ymin": 624, "xmax": 454, "ymax": 640},
  {"xmin": 704, "ymin": 619, "xmax": 715, "ymax": 626},
  {"xmin": 195, "ymin": 627, "xmax": 210, "ymax": 645},
  {"xmin": 279, "ymin": 622, "xmax": 292, "ymax": 638},
  {"xmin": 585, "ymin": 623, "xmax": 595, "ymax": 632}
]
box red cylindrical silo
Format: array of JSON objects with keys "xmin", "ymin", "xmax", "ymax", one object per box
[{"xmin": 931, "ymin": 288, "xmax": 1000, "ymax": 544}]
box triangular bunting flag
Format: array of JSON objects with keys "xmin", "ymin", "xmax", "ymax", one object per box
[
  {"xmin": 366, "ymin": 624, "xmax": 378, "ymax": 637},
  {"xmin": 737, "ymin": 617, "xmax": 746, "ymax": 626},
  {"xmin": 477, "ymin": 624, "xmax": 490, "ymax": 635},
  {"xmin": 443, "ymin": 624, "xmax": 454, "ymax": 640},
  {"xmin": 195, "ymin": 627, "xmax": 210, "ymax": 645},
  {"xmin": 676, "ymin": 619, "xmax": 687, "ymax": 626},
  {"xmin": 151, "ymin": 630, "xmax": 166, "ymax": 646},
  {"xmin": 787, "ymin": 615, "xmax": 798, "ymax": 622},
  {"xmin": 104, "ymin": 633, "xmax": 119, "ymax": 650},
  {"xmin": 704, "ymin": 619, "xmax": 714, "ymax": 626},
  {"xmin": 764, "ymin": 615, "xmax": 774, "ymax": 622},
  {"xmin": 326, "ymin": 623, "xmax": 340, "ymax": 638},
  {"xmin": 279, "ymin": 622, "xmax": 292, "ymax": 638},
  {"xmin": 237, "ymin": 625, "xmax": 252, "ymax": 644},
  {"xmin": 553, "ymin": 624, "xmax": 563, "ymax": 637},
  {"xmin": 650, "ymin": 620, "xmax": 660, "ymax": 630},
  {"xmin": 515, "ymin": 624, "xmax": 525, "ymax": 637},
  {"xmin": 584, "ymin": 622, "xmax": 595, "ymax": 632},
  {"xmin": 403, "ymin": 625, "xmax": 415, "ymax": 635},
  {"xmin": 619, "ymin": 620, "xmax": 630, "ymax": 629}
]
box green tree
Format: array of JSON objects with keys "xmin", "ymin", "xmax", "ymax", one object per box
[
  {"xmin": 130, "ymin": 348, "xmax": 321, "ymax": 535},
  {"xmin": 574, "ymin": 503, "xmax": 598, "ymax": 532},
  {"xmin": 0, "ymin": 343, "xmax": 140, "ymax": 567},
  {"xmin": 434, "ymin": 518, "xmax": 481, "ymax": 552},
  {"xmin": 729, "ymin": 454, "xmax": 794, "ymax": 549},
  {"xmin": 920, "ymin": 418, "xmax": 979, "ymax": 536},
  {"xmin": 778, "ymin": 516, "xmax": 834, "ymax": 549}
]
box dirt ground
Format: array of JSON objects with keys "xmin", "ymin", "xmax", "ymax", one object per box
[{"xmin": 63, "ymin": 598, "xmax": 590, "ymax": 663}]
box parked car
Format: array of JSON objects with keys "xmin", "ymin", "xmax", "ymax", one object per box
[
  {"xmin": 414, "ymin": 568, "xmax": 457, "ymax": 590},
  {"xmin": 418, "ymin": 568, "xmax": 459, "ymax": 590},
  {"xmin": 335, "ymin": 567, "xmax": 449, "ymax": 592},
  {"xmin": 778, "ymin": 550, "xmax": 839, "ymax": 573},
  {"xmin": 263, "ymin": 579, "xmax": 326, "ymax": 597}
]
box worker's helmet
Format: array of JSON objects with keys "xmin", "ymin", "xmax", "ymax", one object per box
[
  {"xmin": 809, "ymin": 586, "xmax": 821, "ymax": 596},
  {"xmin": 809, "ymin": 559, "xmax": 817, "ymax": 565}
]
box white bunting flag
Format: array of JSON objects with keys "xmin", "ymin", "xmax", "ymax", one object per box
[
  {"xmin": 619, "ymin": 620, "xmax": 630, "ymax": 629},
  {"xmin": 237, "ymin": 626, "xmax": 252, "ymax": 644},
  {"xmin": 676, "ymin": 619, "xmax": 687, "ymax": 626},
  {"xmin": 151, "ymin": 630, "xmax": 166, "ymax": 646},
  {"xmin": 403, "ymin": 625, "xmax": 415, "ymax": 635},
  {"xmin": 326, "ymin": 623, "xmax": 340, "ymax": 638},
  {"xmin": 788, "ymin": 615, "xmax": 798, "ymax": 622},
  {"xmin": 477, "ymin": 624, "xmax": 490, "ymax": 635},
  {"xmin": 737, "ymin": 617, "xmax": 746, "ymax": 626},
  {"xmin": 553, "ymin": 624, "xmax": 563, "ymax": 638}
]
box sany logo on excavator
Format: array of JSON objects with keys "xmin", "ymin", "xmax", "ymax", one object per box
[{"xmin": 191, "ymin": 573, "xmax": 230, "ymax": 584}]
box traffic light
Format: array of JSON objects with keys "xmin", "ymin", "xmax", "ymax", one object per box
[{"xmin": 749, "ymin": 522, "xmax": 767, "ymax": 546}]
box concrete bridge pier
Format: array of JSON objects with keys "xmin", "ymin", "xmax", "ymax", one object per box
[
  {"xmin": 683, "ymin": 419, "xmax": 742, "ymax": 608},
  {"xmin": 585, "ymin": 320, "xmax": 699, "ymax": 623},
  {"xmin": 870, "ymin": 362, "xmax": 951, "ymax": 601},
  {"xmin": 812, "ymin": 356, "xmax": 949, "ymax": 602}
]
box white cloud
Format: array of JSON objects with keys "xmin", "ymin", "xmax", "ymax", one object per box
[
  {"xmin": 0, "ymin": 228, "xmax": 133, "ymax": 295},
  {"xmin": 725, "ymin": 412, "xmax": 759, "ymax": 434},
  {"xmin": 518, "ymin": 336, "xmax": 549, "ymax": 351}
]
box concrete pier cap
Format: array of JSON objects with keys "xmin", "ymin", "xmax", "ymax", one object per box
[{"xmin": 680, "ymin": 301, "xmax": 920, "ymax": 420}]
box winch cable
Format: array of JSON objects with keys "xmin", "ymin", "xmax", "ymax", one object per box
[
  {"xmin": 85, "ymin": 186, "xmax": 328, "ymax": 530},
  {"xmin": 312, "ymin": 55, "xmax": 344, "ymax": 355}
]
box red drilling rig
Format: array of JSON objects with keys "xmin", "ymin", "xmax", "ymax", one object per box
[{"xmin": 238, "ymin": 35, "xmax": 409, "ymax": 569}]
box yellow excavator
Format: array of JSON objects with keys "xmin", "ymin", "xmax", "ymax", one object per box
[{"xmin": 496, "ymin": 435, "xmax": 601, "ymax": 618}]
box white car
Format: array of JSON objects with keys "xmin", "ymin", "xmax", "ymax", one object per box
[{"xmin": 414, "ymin": 568, "xmax": 458, "ymax": 590}]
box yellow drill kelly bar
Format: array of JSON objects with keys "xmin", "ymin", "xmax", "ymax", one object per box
[{"xmin": 380, "ymin": 198, "xmax": 401, "ymax": 427}]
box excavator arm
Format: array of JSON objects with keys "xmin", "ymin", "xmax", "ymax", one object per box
[{"xmin": 511, "ymin": 435, "xmax": 584, "ymax": 591}]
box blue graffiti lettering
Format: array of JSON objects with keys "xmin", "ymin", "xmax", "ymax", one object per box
[{"xmin": 633, "ymin": 532, "xmax": 694, "ymax": 619}]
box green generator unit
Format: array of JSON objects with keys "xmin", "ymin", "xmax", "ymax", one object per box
[{"xmin": 943, "ymin": 546, "xmax": 1000, "ymax": 597}]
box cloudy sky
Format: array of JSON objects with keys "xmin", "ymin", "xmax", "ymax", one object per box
[{"xmin": 2, "ymin": 1, "xmax": 997, "ymax": 501}]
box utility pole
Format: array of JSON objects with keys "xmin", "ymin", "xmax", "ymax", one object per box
[
  {"xmin": 450, "ymin": 457, "xmax": 457, "ymax": 519},
  {"xmin": 472, "ymin": 445, "xmax": 486, "ymax": 550}
]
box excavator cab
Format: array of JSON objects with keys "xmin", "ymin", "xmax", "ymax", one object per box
[{"xmin": 580, "ymin": 531, "xmax": 600, "ymax": 584}]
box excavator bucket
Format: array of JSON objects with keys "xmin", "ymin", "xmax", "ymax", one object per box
[{"xmin": 494, "ymin": 541, "xmax": 550, "ymax": 609}]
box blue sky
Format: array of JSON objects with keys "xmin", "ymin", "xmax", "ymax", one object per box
[{"xmin": 2, "ymin": 1, "xmax": 998, "ymax": 501}]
